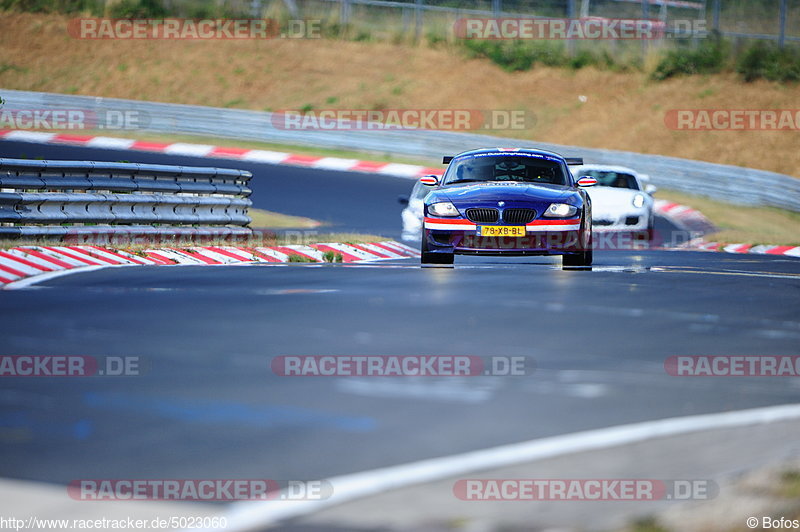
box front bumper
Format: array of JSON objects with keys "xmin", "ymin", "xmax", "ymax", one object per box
[
  {"xmin": 423, "ymin": 217, "xmax": 587, "ymax": 256},
  {"xmin": 592, "ymin": 209, "xmax": 651, "ymax": 232}
]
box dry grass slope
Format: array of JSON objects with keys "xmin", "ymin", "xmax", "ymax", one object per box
[{"xmin": 1, "ymin": 12, "xmax": 799, "ymax": 177}]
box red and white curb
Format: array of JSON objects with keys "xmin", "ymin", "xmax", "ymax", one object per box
[
  {"xmin": 653, "ymin": 199, "xmax": 716, "ymax": 234},
  {"xmin": 680, "ymin": 239, "xmax": 800, "ymax": 258},
  {"xmin": 0, "ymin": 130, "xmax": 443, "ymax": 179},
  {"xmin": 653, "ymin": 200, "xmax": 799, "ymax": 258},
  {"xmin": 0, "ymin": 241, "xmax": 420, "ymax": 288}
]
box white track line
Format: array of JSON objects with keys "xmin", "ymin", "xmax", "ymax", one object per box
[
  {"xmin": 190, "ymin": 403, "xmax": 800, "ymax": 532},
  {"xmin": 3, "ymin": 265, "xmax": 111, "ymax": 289}
]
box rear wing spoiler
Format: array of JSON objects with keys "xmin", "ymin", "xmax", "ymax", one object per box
[{"xmin": 443, "ymin": 155, "xmax": 583, "ymax": 165}]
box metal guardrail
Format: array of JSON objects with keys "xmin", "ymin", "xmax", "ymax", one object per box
[
  {"xmin": 2, "ymin": 89, "xmax": 799, "ymax": 212},
  {"xmin": 0, "ymin": 157, "xmax": 252, "ymax": 238}
]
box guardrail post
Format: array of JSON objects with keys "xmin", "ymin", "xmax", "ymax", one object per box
[
  {"xmin": 341, "ymin": 0, "xmax": 351, "ymax": 29},
  {"xmin": 779, "ymin": 0, "xmax": 787, "ymax": 48},
  {"xmin": 567, "ymin": 0, "xmax": 576, "ymax": 57},
  {"xmin": 414, "ymin": 0, "xmax": 424, "ymax": 42},
  {"xmin": 282, "ymin": 0, "xmax": 299, "ymax": 17},
  {"xmin": 641, "ymin": 0, "xmax": 650, "ymax": 59}
]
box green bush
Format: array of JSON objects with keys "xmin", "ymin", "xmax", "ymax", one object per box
[
  {"xmin": 425, "ymin": 30, "xmax": 447, "ymax": 48},
  {"xmin": 0, "ymin": 0, "xmax": 102, "ymax": 13},
  {"xmin": 569, "ymin": 48, "xmax": 617, "ymax": 70},
  {"xmin": 322, "ymin": 250, "xmax": 343, "ymax": 263},
  {"xmin": 651, "ymin": 35, "xmax": 728, "ymax": 80},
  {"xmin": 461, "ymin": 39, "xmax": 624, "ymax": 72},
  {"xmin": 106, "ymin": 0, "xmax": 166, "ymax": 18},
  {"xmin": 736, "ymin": 41, "xmax": 800, "ymax": 82},
  {"xmin": 461, "ymin": 40, "xmax": 564, "ymax": 71}
]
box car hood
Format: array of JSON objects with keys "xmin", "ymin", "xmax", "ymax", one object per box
[
  {"xmin": 586, "ymin": 186, "xmax": 643, "ymax": 210},
  {"xmin": 435, "ymin": 182, "xmax": 573, "ymax": 204}
]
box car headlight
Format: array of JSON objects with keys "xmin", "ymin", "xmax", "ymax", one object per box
[
  {"xmin": 544, "ymin": 203, "xmax": 578, "ymax": 217},
  {"xmin": 632, "ymin": 194, "xmax": 645, "ymax": 209},
  {"xmin": 427, "ymin": 201, "xmax": 460, "ymax": 217}
]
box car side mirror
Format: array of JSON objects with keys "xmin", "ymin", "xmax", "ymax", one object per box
[
  {"xmin": 397, "ymin": 195, "xmax": 409, "ymax": 205},
  {"xmin": 645, "ymin": 184, "xmax": 657, "ymax": 195},
  {"xmin": 420, "ymin": 175, "xmax": 439, "ymax": 186},
  {"xmin": 577, "ymin": 177, "xmax": 597, "ymax": 187}
]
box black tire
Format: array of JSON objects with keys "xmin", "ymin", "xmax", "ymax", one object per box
[
  {"xmin": 421, "ymin": 232, "xmax": 454, "ymax": 265},
  {"xmin": 562, "ymin": 214, "xmax": 593, "ymax": 268},
  {"xmin": 562, "ymin": 249, "xmax": 592, "ymax": 267},
  {"xmin": 421, "ymin": 251, "xmax": 454, "ymax": 265}
]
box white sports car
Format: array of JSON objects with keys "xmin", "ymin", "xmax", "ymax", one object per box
[
  {"xmin": 398, "ymin": 179, "xmax": 430, "ymax": 242},
  {"xmin": 571, "ymin": 164, "xmax": 657, "ymax": 235}
]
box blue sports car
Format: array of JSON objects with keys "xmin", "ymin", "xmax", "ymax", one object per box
[{"xmin": 420, "ymin": 148, "xmax": 596, "ymax": 268}]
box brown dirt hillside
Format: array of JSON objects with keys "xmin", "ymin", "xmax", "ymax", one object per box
[{"xmin": 1, "ymin": 12, "xmax": 799, "ymax": 176}]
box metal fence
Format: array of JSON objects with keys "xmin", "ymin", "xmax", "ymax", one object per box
[
  {"xmin": 276, "ymin": 0, "xmax": 798, "ymax": 45},
  {"xmin": 0, "ymin": 157, "xmax": 253, "ymax": 238},
  {"xmin": 84, "ymin": 0, "xmax": 798, "ymax": 45},
  {"xmin": 1, "ymin": 89, "xmax": 799, "ymax": 213}
]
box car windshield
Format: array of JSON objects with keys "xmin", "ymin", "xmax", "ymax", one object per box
[
  {"xmin": 411, "ymin": 182, "xmax": 431, "ymax": 201},
  {"xmin": 576, "ymin": 170, "xmax": 640, "ymax": 190},
  {"xmin": 442, "ymin": 155, "xmax": 569, "ymax": 186}
]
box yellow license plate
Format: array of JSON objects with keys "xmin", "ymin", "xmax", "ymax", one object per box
[{"xmin": 479, "ymin": 226, "xmax": 526, "ymax": 237}]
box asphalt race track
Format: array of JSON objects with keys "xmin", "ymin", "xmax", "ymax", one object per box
[
  {"xmin": 1, "ymin": 141, "xmax": 799, "ymax": 497},
  {"xmin": 0, "ymin": 140, "xmax": 415, "ymax": 238}
]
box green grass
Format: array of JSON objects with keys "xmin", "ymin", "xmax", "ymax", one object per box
[
  {"xmin": 248, "ymin": 208, "xmax": 322, "ymax": 229},
  {"xmin": 288, "ymin": 254, "xmax": 316, "ymax": 263},
  {"xmin": 651, "ymin": 35, "xmax": 729, "ymax": 80},
  {"xmin": 625, "ymin": 517, "xmax": 670, "ymax": 532},
  {"xmin": 657, "ymin": 189, "xmax": 800, "ymax": 246},
  {"xmin": 322, "ymin": 250, "xmax": 343, "ymax": 263},
  {"xmin": 779, "ymin": 470, "xmax": 800, "ymax": 498},
  {"xmin": 737, "ymin": 41, "xmax": 800, "ymax": 82}
]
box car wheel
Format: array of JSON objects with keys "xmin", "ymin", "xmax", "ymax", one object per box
[
  {"xmin": 563, "ymin": 214, "xmax": 593, "ymax": 268},
  {"xmin": 421, "ymin": 232, "xmax": 454, "ymax": 265},
  {"xmin": 645, "ymin": 216, "xmax": 655, "ymax": 242},
  {"xmin": 421, "ymin": 252, "xmax": 454, "ymax": 265},
  {"xmin": 562, "ymin": 249, "xmax": 592, "ymax": 268}
]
